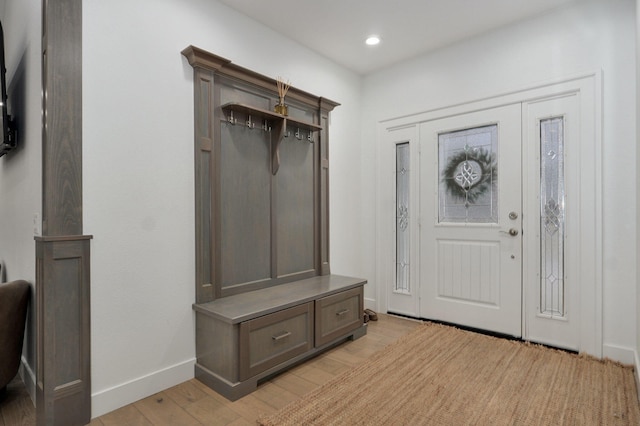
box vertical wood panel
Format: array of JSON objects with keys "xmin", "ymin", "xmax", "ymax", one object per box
[
  {"xmin": 220, "ymin": 125, "xmax": 271, "ymax": 287},
  {"xmin": 39, "ymin": 1, "xmax": 91, "ymax": 425},
  {"xmin": 318, "ymin": 99, "xmax": 339, "ymax": 276},
  {"xmin": 276, "ymin": 136, "xmax": 314, "ymax": 277},
  {"xmin": 52, "ymin": 257, "xmax": 81, "ymax": 385},
  {"xmin": 42, "ymin": 0, "xmax": 82, "ymax": 236},
  {"xmin": 36, "ymin": 236, "xmax": 91, "ymax": 426},
  {"xmin": 193, "ymin": 68, "xmax": 215, "ymax": 303}
]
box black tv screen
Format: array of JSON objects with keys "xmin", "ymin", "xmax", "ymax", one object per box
[{"xmin": 0, "ymin": 21, "xmax": 15, "ymax": 157}]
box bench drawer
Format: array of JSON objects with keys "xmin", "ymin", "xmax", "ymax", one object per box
[
  {"xmin": 315, "ymin": 287, "xmax": 363, "ymax": 346},
  {"xmin": 239, "ymin": 302, "xmax": 313, "ymax": 381}
]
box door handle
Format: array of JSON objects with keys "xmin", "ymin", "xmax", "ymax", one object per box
[{"xmin": 500, "ymin": 228, "xmax": 519, "ymax": 236}]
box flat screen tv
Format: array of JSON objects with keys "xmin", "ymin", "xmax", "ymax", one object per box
[{"xmin": 0, "ymin": 21, "xmax": 15, "ymax": 157}]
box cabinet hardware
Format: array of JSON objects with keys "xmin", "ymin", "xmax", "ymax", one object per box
[
  {"xmin": 272, "ymin": 331, "xmax": 292, "ymax": 341},
  {"xmin": 336, "ymin": 309, "xmax": 350, "ymax": 316}
]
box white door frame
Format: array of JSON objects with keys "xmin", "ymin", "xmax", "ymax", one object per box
[{"xmin": 375, "ymin": 72, "xmax": 602, "ymax": 357}]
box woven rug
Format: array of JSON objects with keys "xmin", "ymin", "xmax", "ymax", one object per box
[{"xmin": 258, "ymin": 322, "xmax": 640, "ymax": 425}]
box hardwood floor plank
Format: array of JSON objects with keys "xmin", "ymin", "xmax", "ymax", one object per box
[
  {"xmin": 309, "ymin": 353, "xmax": 352, "ymax": 376},
  {"xmin": 183, "ymin": 395, "xmax": 241, "ymax": 425},
  {"xmin": 225, "ymin": 418, "xmax": 254, "ymax": 426},
  {"xmin": 267, "ymin": 371, "xmax": 317, "ymax": 396},
  {"xmin": 190, "ymin": 381, "xmax": 280, "ymax": 424},
  {"xmin": 134, "ymin": 392, "xmax": 201, "ymax": 426},
  {"xmin": 322, "ymin": 347, "xmax": 367, "ymax": 367},
  {"xmin": 164, "ymin": 380, "xmax": 209, "ymax": 408},
  {"xmin": 96, "ymin": 404, "xmax": 152, "ymax": 426},
  {"xmin": 288, "ymin": 362, "xmax": 338, "ymax": 386},
  {"xmin": 224, "ymin": 393, "xmax": 278, "ymax": 424},
  {"xmin": 251, "ymin": 381, "xmax": 299, "ymax": 410}
]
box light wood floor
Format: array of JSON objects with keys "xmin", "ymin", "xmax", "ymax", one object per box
[
  {"xmin": 88, "ymin": 314, "xmax": 420, "ymax": 425},
  {"xmin": 0, "ymin": 313, "xmax": 420, "ymax": 426}
]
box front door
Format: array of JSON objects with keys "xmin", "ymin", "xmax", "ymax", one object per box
[
  {"xmin": 419, "ymin": 104, "xmax": 522, "ymax": 337},
  {"xmin": 381, "ymin": 75, "xmax": 600, "ymax": 355}
]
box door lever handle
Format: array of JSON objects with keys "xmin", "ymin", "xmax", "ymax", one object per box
[{"xmin": 500, "ymin": 228, "xmax": 519, "ymax": 236}]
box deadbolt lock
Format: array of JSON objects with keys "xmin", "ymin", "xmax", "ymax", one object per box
[{"xmin": 509, "ymin": 211, "xmax": 518, "ymax": 220}]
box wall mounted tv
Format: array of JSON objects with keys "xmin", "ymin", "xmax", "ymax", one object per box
[{"xmin": 0, "ymin": 21, "xmax": 15, "ymax": 157}]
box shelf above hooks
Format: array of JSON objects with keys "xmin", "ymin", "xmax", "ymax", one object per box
[{"xmin": 221, "ymin": 102, "xmax": 322, "ymax": 174}]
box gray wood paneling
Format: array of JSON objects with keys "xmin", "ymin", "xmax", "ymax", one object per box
[
  {"xmin": 220, "ymin": 124, "xmax": 271, "ymax": 287},
  {"xmin": 276, "ymin": 135, "xmax": 314, "ymax": 277},
  {"xmin": 238, "ymin": 302, "xmax": 313, "ymax": 380},
  {"xmin": 315, "ymin": 286, "xmax": 363, "ymax": 346},
  {"xmin": 42, "ymin": 0, "xmax": 83, "ymax": 237},
  {"xmin": 318, "ymin": 100, "xmax": 338, "ymax": 275},
  {"xmin": 193, "ymin": 68, "xmax": 216, "ymax": 303},
  {"xmin": 39, "ymin": 1, "xmax": 92, "ymax": 425},
  {"xmin": 195, "ymin": 312, "xmax": 238, "ymax": 382},
  {"xmin": 183, "ymin": 47, "xmax": 361, "ymax": 402},
  {"xmin": 183, "ymin": 47, "xmax": 340, "ymax": 300},
  {"xmin": 194, "ymin": 275, "xmax": 366, "ymax": 324},
  {"xmin": 36, "ymin": 236, "xmax": 91, "ymax": 426},
  {"xmin": 193, "ymin": 276, "xmax": 366, "ymax": 401}
]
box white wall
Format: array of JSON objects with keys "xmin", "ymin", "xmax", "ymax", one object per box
[
  {"xmin": 362, "ymin": 0, "xmax": 636, "ymax": 361},
  {"xmin": 83, "ymin": 0, "xmax": 362, "ymax": 417},
  {"xmin": 0, "ymin": 0, "xmax": 42, "ymax": 396}
]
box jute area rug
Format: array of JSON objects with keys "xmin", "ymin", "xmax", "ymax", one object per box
[{"xmin": 258, "ymin": 322, "xmax": 640, "ymax": 425}]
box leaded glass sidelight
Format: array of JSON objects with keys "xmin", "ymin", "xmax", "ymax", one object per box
[
  {"xmin": 395, "ymin": 143, "xmax": 410, "ymax": 293},
  {"xmin": 540, "ymin": 117, "xmax": 565, "ymax": 316},
  {"xmin": 438, "ymin": 125, "xmax": 498, "ymax": 223}
]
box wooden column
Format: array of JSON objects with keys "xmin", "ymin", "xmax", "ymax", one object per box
[
  {"xmin": 318, "ymin": 98, "xmax": 338, "ymax": 276},
  {"xmin": 37, "ymin": 1, "xmax": 91, "ymax": 425}
]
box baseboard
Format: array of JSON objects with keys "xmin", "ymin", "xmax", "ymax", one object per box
[
  {"xmin": 602, "ymin": 343, "xmax": 636, "ymax": 365},
  {"xmin": 91, "ymin": 358, "xmax": 195, "ymax": 419},
  {"xmin": 19, "ymin": 357, "xmax": 36, "ymax": 404},
  {"xmin": 364, "ymin": 297, "xmax": 376, "ymax": 310}
]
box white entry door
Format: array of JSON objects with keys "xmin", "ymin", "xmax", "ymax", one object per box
[
  {"xmin": 380, "ymin": 75, "xmax": 600, "ymax": 355},
  {"xmin": 419, "ymin": 104, "xmax": 522, "ymax": 337}
]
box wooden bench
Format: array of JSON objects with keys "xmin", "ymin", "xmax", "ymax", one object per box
[{"xmin": 193, "ymin": 275, "xmax": 367, "ymax": 400}]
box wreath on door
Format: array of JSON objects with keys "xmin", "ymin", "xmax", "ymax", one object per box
[{"xmin": 442, "ymin": 147, "xmax": 497, "ymax": 203}]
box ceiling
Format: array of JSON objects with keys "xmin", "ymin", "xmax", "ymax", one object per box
[{"xmin": 217, "ymin": 0, "xmax": 587, "ymax": 75}]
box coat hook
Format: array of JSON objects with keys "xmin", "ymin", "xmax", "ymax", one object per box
[
  {"xmin": 247, "ymin": 114, "xmax": 254, "ymax": 129},
  {"xmin": 295, "ymin": 128, "xmax": 302, "ymax": 140},
  {"xmin": 228, "ymin": 110, "xmax": 236, "ymax": 124},
  {"xmin": 307, "ymin": 132, "xmax": 313, "ymax": 142},
  {"xmin": 262, "ymin": 120, "xmax": 271, "ymax": 132}
]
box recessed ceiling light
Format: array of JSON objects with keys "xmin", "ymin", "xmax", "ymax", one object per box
[{"xmin": 365, "ymin": 36, "xmax": 381, "ymax": 46}]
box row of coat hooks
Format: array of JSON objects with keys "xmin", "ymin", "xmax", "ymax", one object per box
[{"xmin": 226, "ymin": 110, "xmax": 314, "ymax": 142}]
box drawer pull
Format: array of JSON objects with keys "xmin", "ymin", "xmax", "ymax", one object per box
[
  {"xmin": 336, "ymin": 309, "xmax": 350, "ymax": 316},
  {"xmin": 272, "ymin": 331, "xmax": 292, "ymax": 341}
]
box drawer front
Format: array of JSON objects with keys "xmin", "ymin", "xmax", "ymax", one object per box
[
  {"xmin": 239, "ymin": 302, "xmax": 313, "ymax": 380},
  {"xmin": 315, "ymin": 287, "xmax": 363, "ymax": 346}
]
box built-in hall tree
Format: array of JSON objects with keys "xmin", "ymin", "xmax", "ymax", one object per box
[{"xmin": 182, "ymin": 46, "xmax": 367, "ymax": 400}]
